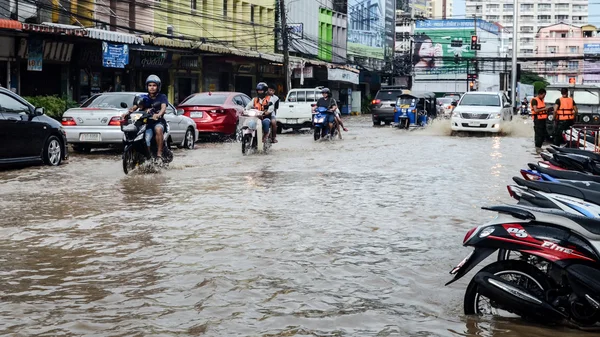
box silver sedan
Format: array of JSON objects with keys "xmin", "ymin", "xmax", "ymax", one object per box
[{"xmin": 62, "ymin": 92, "xmax": 198, "ymax": 153}]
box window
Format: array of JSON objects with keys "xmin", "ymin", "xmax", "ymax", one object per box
[
  {"xmin": 0, "ymin": 93, "xmax": 31, "ymax": 114},
  {"xmin": 233, "ymin": 95, "xmax": 244, "ymax": 106},
  {"xmin": 306, "ymin": 90, "xmax": 317, "ymax": 102},
  {"xmin": 81, "ymin": 94, "xmax": 136, "ymax": 108},
  {"xmin": 503, "ymin": 15, "xmax": 512, "ymax": 21},
  {"xmin": 520, "ymin": 4, "xmax": 533, "ymax": 11},
  {"xmin": 191, "ymin": 0, "xmax": 197, "ymax": 10},
  {"xmin": 286, "ymin": 91, "xmax": 297, "ymax": 102},
  {"xmin": 240, "ymin": 95, "xmax": 251, "ymax": 106},
  {"xmin": 504, "ymin": 4, "xmax": 513, "ymax": 10},
  {"xmin": 547, "ymin": 46, "xmax": 557, "ymax": 54},
  {"xmin": 487, "ymin": 15, "xmax": 499, "ymax": 21},
  {"xmin": 459, "ymin": 94, "xmax": 500, "ymax": 107},
  {"xmin": 545, "ymin": 61, "xmax": 558, "ymax": 69},
  {"xmin": 538, "ymin": 4, "xmax": 551, "ymax": 10},
  {"xmin": 538, "ymin": 15, "xmax": 551, "ymax": 22},
  {"xmin": 296, "ymin": 90, "xmax": 306, "ymax": 102},
  {"xmin": 223, "ymin": 0, "xmax": 227, "ymax": 16},
  {"xmin": 573, "ymin": 90, "xmax": 600, "ymax": 105},
  {"xmin": 179, "ymin": 94, "xmax": 227, "ymax": 105},
  {"xmin": 555, "ymin": 15, "xmax": 569, "ymax": 21},
  {"xmin": 568, "ymin": 61, "xmax": 579, "ymax": 69},
  {"xmin": 569, "ymin": 46, "xmax": 579, "ymax": 53},
  {"xmin": 250, "ymin": 5, "xmax": 254, "ymax": 23},
  {"xmin": 166, "ymin": 104, "xmax": 175, "ymax": 114}
]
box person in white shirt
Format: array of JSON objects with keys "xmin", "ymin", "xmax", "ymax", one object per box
[{"xmin": 267, "ymin": 85, "xmax": 280, "ymax": 143}]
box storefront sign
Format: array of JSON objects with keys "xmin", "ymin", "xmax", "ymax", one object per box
[
  {"xmin": 292, "ymin": 66, "xmax": 313, "ymax": 79},
  {"xmin": 134, "ymin": 51, "xmax": 172, "ymax": 68},
  {"xmin": 179, "ymin": 56, "xmax": 199, "ymax": 69},
  {"xmin": 238, "ymin": 64, "xmax": 254, "ymax": 73},
  {"xmin": 102, "ymin": 42, "xmax": 129, "ymax": 68},
  {"xmin": 27, "ymin": 38, "xmax": 43, "ymax": 71},
  {"xmin": 327, "ymin": 68, "xmax": 359, "ymax": 84}
]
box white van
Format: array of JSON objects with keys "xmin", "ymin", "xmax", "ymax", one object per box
[{"xmin": 276, "ymin": 88, "xmax": 322, "ymax": 133}]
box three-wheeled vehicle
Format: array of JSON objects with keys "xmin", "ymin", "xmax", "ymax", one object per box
[
  {"xmin": 393, "ymin": 92, "xmax": 438, "ymax": 129},
  {"xmin": 543, "ymin": 85, "xmax": 600, "ymax": 141}
]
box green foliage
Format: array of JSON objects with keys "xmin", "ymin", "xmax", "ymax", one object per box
[
  {"xmin": 520, "ymin": 71, "xmax": 549, "ymax": 86},
  {"xmin": 533, "ymin": 81, "xmax": 547, "ymax": 95},
  {"xmin": 23, "ymin": 95, "xmax": 78, "ymax": 121},
  {"xmin": 361, "ymin": 95, "xmax": 372, "ymax": 114}
]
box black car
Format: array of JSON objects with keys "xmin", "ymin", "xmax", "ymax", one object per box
[{"xmin": 0, "ymin": 88, "xmax": 68, "ymax": 167}]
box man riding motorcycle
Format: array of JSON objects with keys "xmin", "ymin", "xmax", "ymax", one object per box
[
  {"xmin": 313, "ymin": 88, "xmax": 347, "ymax": 136},
  {"xmin": 245, "ymin": 82, "xmax": 274, "ymax": 143},
  {"xmin": 122, "ymin": 74, "xmax": 169, "ymax": 160},
  {"xmin": 267, "ymin": 85, "xmax": 279, "ymax": 143}
]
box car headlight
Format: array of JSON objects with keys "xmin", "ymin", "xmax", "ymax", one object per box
[
  {"xmin": 548, "ymin": 115, "xmax": 554, "ymax": 121},
  {"xmin": 452, "ymin": 112, "xmax": 460, "ymax": 118},
  {"xmin": 488, "ymin": 113, "xmax": 501, "ymax": 119},
  {"xmin": 583, "ymin": 115, "xmax": 591, "ymax": 123}
]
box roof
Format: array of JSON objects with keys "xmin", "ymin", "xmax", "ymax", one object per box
[{"xmin": 537, "ymin": 22, "xmax": 584, "ymax": 33}]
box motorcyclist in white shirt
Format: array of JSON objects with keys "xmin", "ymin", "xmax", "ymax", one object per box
[{"xmin": 267, "ymin": 85, "xmax": 279, "ymax": 143}]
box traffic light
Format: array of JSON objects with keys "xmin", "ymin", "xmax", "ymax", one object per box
[
  {"xmin": 471, "ymin": 35, "xmax": 478, "ymax": 50},
  {"xmin": 469, "ymin": 81, "xmax": 474, "ymax": 90}
]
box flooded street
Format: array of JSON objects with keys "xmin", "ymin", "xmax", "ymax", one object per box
[{"xmin": 0, "ymin": 116, "xmax": 586, "ymax": 336}]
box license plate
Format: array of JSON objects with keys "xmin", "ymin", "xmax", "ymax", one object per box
[
  {"xmin": 79, "ymin": 133, "xmax": 101, "ymax": 142},
  {"xmin": 468, "ymin": 121, "xmax": 481, "ymax": 126},
  {"xmin": 450, "ymin": 251, "xmax": 474, "ymax": 275},
  {"xmin": 131, "ymin": 113, "xmax": 142, "ymax": 121}
]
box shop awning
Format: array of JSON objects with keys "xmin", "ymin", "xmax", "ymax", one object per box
[
  {"xmin": 86, "ymin": 28, "xmax": 143, "ymax": 45},
  {"xmin": 142, "ymin": 35, "xmax": 194, "ymax": 49},
  {"xmin": 23, "ymin": 23, "xmax": 87, "ymax": 37},
  {"xmin": 0, "ymin": 19, "xmax": 22, "ymax": 30},
  {"xmin": 17, "ymin": 38, "xmax": 74, "ymax": 63}
]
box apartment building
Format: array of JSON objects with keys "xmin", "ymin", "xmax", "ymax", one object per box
[
  {"xmin": 432, "ymin": 0, "xmax": 453, "ymax": 19},
  {"xmin": 465, "ymin": 0, "xmax": 589, "ymax": 56}
]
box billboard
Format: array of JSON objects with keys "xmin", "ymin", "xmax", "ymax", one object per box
[
  {"xmin": 347, "ymin": 0, "xmax": 386, "ymax": 59},
  {"xmin": 584, "ymin": 43, "xmax": 600, "ymax": 83}
]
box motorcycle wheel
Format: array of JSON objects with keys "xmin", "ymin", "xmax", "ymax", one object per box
[
  {"xmin": 464, "ymin": 260, "xmax": 551, "ymax": 318},
  {"xmin": 242, "ymin": 134, "xmax": 251, "ymax": 155},
  {"xmin": 123, "ymin": 148, "xmax": 137, "ymax": 174},
  {"xmin": 314, "ymin": 127, "xmax": 320, "ymax": 141}
]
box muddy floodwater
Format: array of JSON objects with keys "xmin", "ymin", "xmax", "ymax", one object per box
[{"xmin": 0, "ymin": 117, "xmax": 587, "ymax": 336}]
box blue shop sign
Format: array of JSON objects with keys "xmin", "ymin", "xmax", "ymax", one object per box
[{"xmin": 102, "ymin": 42, "xmax": 129, "ymax": 68}]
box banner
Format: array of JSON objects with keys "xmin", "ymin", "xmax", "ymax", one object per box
[
  {"xmin": 27, "ymin": 38, "xmax": 43, "ymax": 71},
  {"xmin": 327, "ymin": 68, "xmax": 359, "ymax": 84},
  {"xmin": 347, "ymin": 0, "xmax": 386, "ymax": 60},
  {"xmin": 584, "ymin": 44, "xmax": 600, "ymax": 83},
  {"xmin": 102, "ymin": 42, "xmax": 129, "ymax": 68},
  {"xmin": 412, "ymin": 29, "xmax": 476, "ymax": 75}
]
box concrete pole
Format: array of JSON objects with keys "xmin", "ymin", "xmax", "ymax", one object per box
[{"xmin": 510, "ymin": 0, "xmax": 518, "ymax": 112}]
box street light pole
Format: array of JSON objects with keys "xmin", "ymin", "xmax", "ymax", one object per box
[{"xmin": 510, "ymin": 0, "xmax": 519, "ymax": 112}]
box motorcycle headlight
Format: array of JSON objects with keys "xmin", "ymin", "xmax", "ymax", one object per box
[
  {"xmin": 548, "ymin": 115, "xmax": 554, "ymax": 121},
  {"xmin": 583, "ymin": 115, "xmax": 591, "ymax": 123}
]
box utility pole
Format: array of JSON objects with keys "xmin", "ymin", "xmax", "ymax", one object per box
[
  {"xmin": 279, "ymin": 0, "xmax": 290, "ymax": 93},
  {"xmin": 473, "ymin": 13, "xmax": 477, "ymax": 91},
  {"xmin": 510, "ymin": 0, "xmax": 519, "ymax": 113}
]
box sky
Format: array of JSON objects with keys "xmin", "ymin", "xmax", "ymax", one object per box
[{"xmin": 452, "ymin": 0, "xmax": 600, "ymax": 26}]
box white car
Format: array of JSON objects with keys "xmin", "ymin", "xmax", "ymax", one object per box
[{"xmin": 450, "ymin": 92, "xmax": 513, "ymax": 133}]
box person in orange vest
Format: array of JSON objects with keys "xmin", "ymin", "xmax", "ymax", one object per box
[
  {"xmin": 530, "ymin": 89, "xmax": 551, "ymax": 154},
  {"xmin": 552, "ymin": 88, "xmax": 578, "ymax": 146},
  {"xmin": 245, "ymin": 82, "xmax": 274, "ymax": 143}
]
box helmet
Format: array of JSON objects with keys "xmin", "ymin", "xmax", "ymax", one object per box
[
  {"xmin": 256, "ymin": 82, "xmax": 268, "ymax": 92},
  {"xmin": 145, "ymin": 74, "xmax": 162, "ymax": 92},
  {"xmin": 321, "ymin": 87, "xmax": 331, "ymax": 95}
]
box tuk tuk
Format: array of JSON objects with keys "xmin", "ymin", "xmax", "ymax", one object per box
[
  {"xmin": 543, "ymin": 85, "xmax": 600, "ymax": 140},
  {"xmin": 393, "ymin": 92, "xmax": 438, "ymax": 129}
]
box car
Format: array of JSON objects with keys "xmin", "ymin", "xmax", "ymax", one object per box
[
  {"xmin": 450, "ymin": 92, "xmax": 513, "ymax": 133},
  {"xmin": 276, "ymin": 87, "xmax": 322, "ymax": 133},
  {"xmin": 444, "ymin": 93, "xmax": 462, "ymax": 102},
  {"xmin": 0, "ymin": 87, "xmax": 68, "ymax": 167},
  {"xmin": 62, "ymin": 92, "xmax": 198, "ymax": 152},
  {"xmin": 436, "ymin": 97, "xmax": 455, "ymax": 118},
  {"xmin": 177, "ymin": 92, "xmax": 249, "ymax": 140},
  {"xmin": 371, "ymin": 87, "xmax": 408, "ymax": 125}
]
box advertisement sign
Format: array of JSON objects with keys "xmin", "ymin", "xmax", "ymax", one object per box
[
  {"xmin": 583, "ymin": 44, "xmax": 600, "ymax": 83},
  {"xmin": 292, "ymin": 66, "xmax": 313, "ymax": 79},
  {"xmin": 102, "ymin": 42, "xmax": 129, "ymax": 68},
  {"xmin": 327, "ymin": 68, "xmax": 359, "ymax": 84},
  {"xmin": 384, "ymin": 0, "xmax": 395, "ymax": 60},
  {"xmin": 27, "ymin": 38, "xmax": 43, "ymax": 71},
  {"xmin": 348, "ymin": 0, "xmax": 386, "ymax": 59}
]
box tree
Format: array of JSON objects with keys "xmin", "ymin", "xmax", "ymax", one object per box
[{"xmin": 520, "ymin": 71, "xmax": 548, "ymax": 86}]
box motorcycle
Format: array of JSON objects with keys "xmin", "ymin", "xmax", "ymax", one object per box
[
  {"xmin": 540, "ymin": 151, "xmax": 600, "ymax": 175},
  {"xmin": 121, "ymin": 100, "xmax": 173, "ymax": 174},
  {"xmin": 525, "ymin": 163, "xmax": 600, "ymax": 183},
  {"xmin": 447, "ymin": 204, "xmax": 600, "ymax": 328},
  {"xmin": 520, "ymin": 103, "xmax": 529, "ymax": 115},
  {"xmin": 312, "ymin": 105, "xmax": 338, "ymax": 141},
  {"xmin": 241, "ymin": 105, "xmax": 272, "ymax": 155}
]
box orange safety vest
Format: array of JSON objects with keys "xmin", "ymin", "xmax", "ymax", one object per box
[
  {"xmin": 253, "ymin": 96, "xmax": 271, "ymax": 112},
  {"xmin": 530, "ymin": 97, "xmax": 547, "ymax": 120},
  {"xmin": 557, "ymin": 97, "xmax": 575, "ymax": 121}
]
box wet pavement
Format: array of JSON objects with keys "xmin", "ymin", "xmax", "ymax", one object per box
[{"xmin": 0, "ymin": 116, "xmax": 588, "ymax": 336}]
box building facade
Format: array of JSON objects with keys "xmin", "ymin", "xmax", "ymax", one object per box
[
  {"xmin": 465, "ymin": 0, "xmax": 589, "ymax": 56},
  {"xmin": 431, "ymin": 0, "xmax": 453, "ymax": 19}
]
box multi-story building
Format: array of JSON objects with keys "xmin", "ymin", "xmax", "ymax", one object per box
[
  {"xmin": 535, "ymin": 23, "xmax": 600, "ymax": 85},
  {"xmin": 431, "ymin": 0, "xmax": 453, "ymax": 19},
  {"xmin": 465, "ymin": 0, "xmax": 589, "ymax": 56}
]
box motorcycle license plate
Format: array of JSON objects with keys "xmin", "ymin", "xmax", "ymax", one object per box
[
  {"xmin": 449, "ymin": 251, "xmax": 474, "ymax": 275},
  {"xmin": 131, "ymin": 113, "xmax": 142, "ymax": 121},
  {"xmin": 315, "ymin": 117, "xmax": 325, "ymax": 123}
]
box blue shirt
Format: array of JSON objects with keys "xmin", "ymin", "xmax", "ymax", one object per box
[{"xmin": 141, "ymin": 93, "xmax": 169, "ymax": 110}]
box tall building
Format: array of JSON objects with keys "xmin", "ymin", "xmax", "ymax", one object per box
[
  {"xmin": 465, "ymin": 0, "xmax": 588, "ymax": 56},
  {"xmin": 431, "ymin": 0, "xmax": 453, "ymax": 19}
]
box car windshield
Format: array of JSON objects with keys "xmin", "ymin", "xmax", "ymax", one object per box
[
  {"xmin": 377, "ymin": 90, "xmax": 403, "ymax": 101},
  {"xmin": 459, "ymin": 94, "xmax": 500, "ymax": 107},
  {"xmin": 437, "ymin": 98, "xmax": 453, "ymax": 105},
  {"xmin": 181, "ymin": 94, "xmax": 227, "ymax": 105},
  {"xmin": 545, "ymin": 90, "xmax": 562, "ymax": 104},
  {"xmin": 81, "ymin": 94, "xmax": 135, "ymax": 108},
  {"xmin": 573, "ymin": 90, "xmax": 600, "ymax": 105},
  {"xmin": 397, "ymin": 97, "xmax": 417, "ymax": 106}
]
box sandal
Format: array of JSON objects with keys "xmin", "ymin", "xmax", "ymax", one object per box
[{"xmin": 343, "ymin": 127, "xmax": 348, "ymax": 132}]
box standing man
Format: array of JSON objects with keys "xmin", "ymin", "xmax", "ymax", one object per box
[
  {"xmin": 530, "ymin": 89, "xmax": 550, "ymax": 154},
  {"xmin": 552, "ymin": 88, "xmax": 577, "ymax": 146},
  {"xmin": 267, "ymin": 85, "xmax": 279, "ymax": 143}
]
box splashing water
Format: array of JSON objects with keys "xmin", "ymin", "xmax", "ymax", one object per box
[{"xmin": 403, "ymin": 117, "xmax": 534, "ymax": 138}]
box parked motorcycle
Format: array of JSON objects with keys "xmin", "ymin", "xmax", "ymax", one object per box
[
  {"xmin": 312, "ymin": 105, "xmax": 338, "ymax": 141},
  {"xmin": 121, "ymin": 100, "xmax": 173, "ymax": 174},
  {"xmin": 447, "ymin": 204, "xmax": 600, "ymax": 328},
  {"xmin": 241, "ymin": 105, "xmax": 272, "ymax": 155}
]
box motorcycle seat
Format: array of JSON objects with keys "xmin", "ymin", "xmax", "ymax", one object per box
[
  {"xmin": 550, "ymin": 146, "xmax": 600, "ymax": 162},
  {"xmin": 528, "ymin": 163, "xmax": 600, "ymax": 183},
  {"xmin": 513, "ymin": 177, "xmax": 600, "ymax": 206}
]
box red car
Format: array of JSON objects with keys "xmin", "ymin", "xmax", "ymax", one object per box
[{"xmin": 177, "ymin": 92, "xmax": 252, "ymax": 139}]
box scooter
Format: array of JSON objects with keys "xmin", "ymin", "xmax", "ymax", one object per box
[
  {"xmin": 241, "ymin": 106, "xmax": 271, "ymax": 155},
  {"xmin": 312, "ymin": 106, "xmax": 338, "ymax": 141},
  {"xmin": 121, "ymin": 100, "xmax": 173, "ymax": 174}
]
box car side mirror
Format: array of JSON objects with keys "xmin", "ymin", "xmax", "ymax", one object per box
[
  {"xmin": 120, "ymin": 102, "xmax": 128, "ymax": 108},
  {"xmin": 34, "ymin": 107, "xmax": 44, "ymax": 116}
]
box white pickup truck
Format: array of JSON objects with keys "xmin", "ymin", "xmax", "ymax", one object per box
[{"xmin": 276, "ymin": 87, "xmax": 322, "ymax": 133}]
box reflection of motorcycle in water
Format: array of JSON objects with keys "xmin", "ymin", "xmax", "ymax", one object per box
[
  {"xmin": 241, "ymin": 108, "xmax": 271, "ymax": 155},
  {"xmin": 312, "ymin": 105, "xmax": 338, "ymax": 141},
  {"xmin": 121, "ymin": 101, "xmax": 173, "ymax": 174}
]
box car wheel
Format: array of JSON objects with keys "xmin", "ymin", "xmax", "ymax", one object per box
[
  {"xmin": 231, "ymin": 120, "xmax": 242, "ymax": 142},
  {"xmin": 277, "ymin": 123, "xmax": 283, "ymax": 134},
  {"xmin": 384, "ymin": 121, "xmax": 391, "ymax": 125},
  {"xmin": 43, "ymin": 136, "xmax": 63, "ymax": 166},
  {"xmin": 183, "ymin": 128, "xmax": 195, "ymax": 149},
  {"xmin": 373, "ymin": 120, "xmax": 381, "ymax": 126},
  {"xmin": 72, "ymin": 145, "xmax": 91, "ymax": 153}
]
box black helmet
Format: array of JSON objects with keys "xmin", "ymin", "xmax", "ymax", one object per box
[
  {"xmin": 146, "ymin": 74, "xmax": 162, "ymax": 92},
  {"xmin": 256, "ymin": 82, "xmax": 268, "ymax": 91},
  {"xmin": 321, "ymin": 87, "xmax": 331, "ymax": 95}
]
